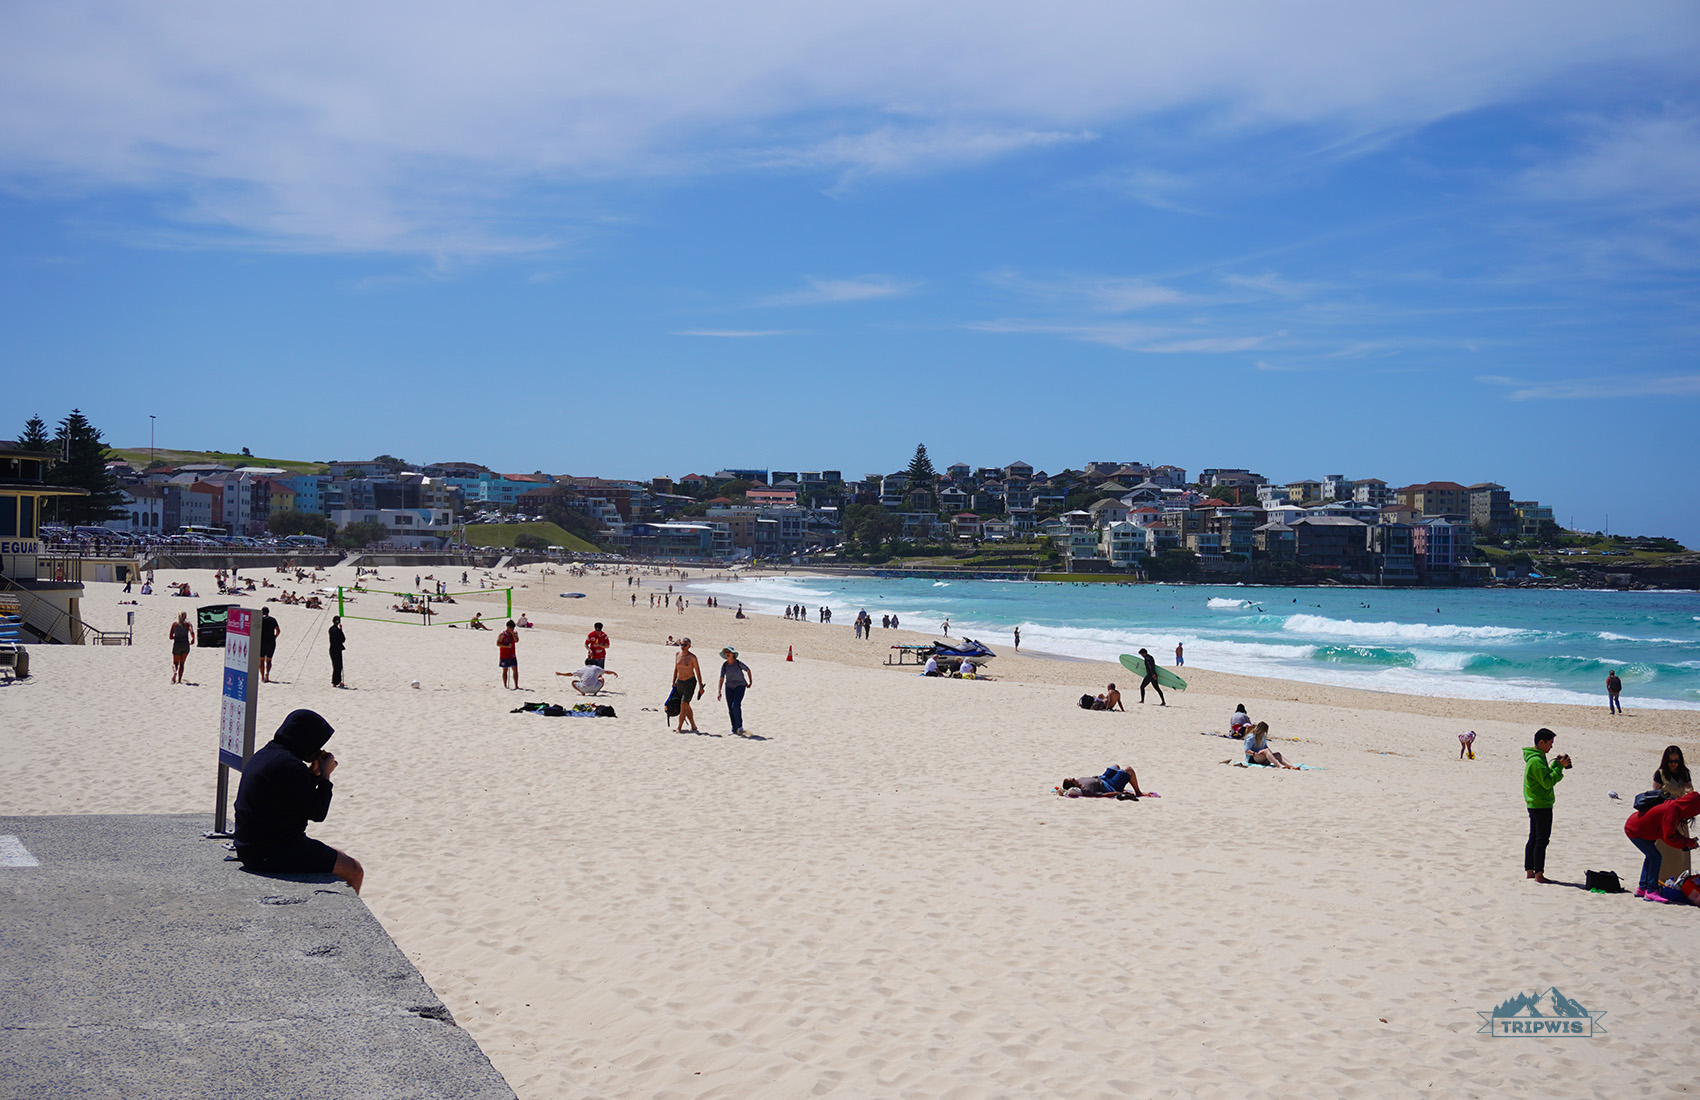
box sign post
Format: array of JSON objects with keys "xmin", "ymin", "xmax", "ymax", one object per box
[{"xmin": 210, "ymin": 606, "xmax": 260, "ymax": 836}]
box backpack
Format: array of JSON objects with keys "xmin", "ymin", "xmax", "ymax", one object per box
[
  {"xmin": 1584, "ymin": 870, "xmax": 1623, "ymax": 893},
  {"xmin": 1633, "ymin": 790, "xmax": 1670, "ymax": 813},
  {"xmin": 1079, "ymin": 694, "xmax": 1095, "ymax": 710},
  {"xmin": 664, "ymin": 686, "xmax": 682, "ymax": 718},
  {"xmin": 594, "ymin": 705, "xmax": 616, "ymax": 718}
]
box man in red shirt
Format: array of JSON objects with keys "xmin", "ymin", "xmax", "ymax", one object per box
[
  {"xmin": 497, "ymin": 619, "xmax": 519, "ymax": 688},
  {"xmin": 585, "ymin": 622, "xmax": 610, "ymax": 668}
]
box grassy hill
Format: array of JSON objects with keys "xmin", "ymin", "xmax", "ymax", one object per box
[
  {"xmin": 111, "ymin": 447, "xmax": 329, "ymax": 474},
  {"xmin": 464, "ymin": 522, "xmax": 600, "ymax": 554}
]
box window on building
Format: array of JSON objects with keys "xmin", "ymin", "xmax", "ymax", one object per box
[{"xmin": 0, "ymin": 497, "xmax": 15, "ymax": 537}]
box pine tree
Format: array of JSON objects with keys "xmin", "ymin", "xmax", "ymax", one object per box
[
  {"xmin": 47, "ymin": 409, "xmax": 127, "ymax": 524},
  {"xmin": 904, "ymin": 444, "xmax": 937, "ymax": 489},
  {"xmin": 18, "ymin": 415, "xmax": 51, "ymax": 451}
]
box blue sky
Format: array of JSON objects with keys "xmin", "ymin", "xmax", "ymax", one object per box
[{"xmin": 3, "ymin": 2, "xmax": 1697, "ymax": 544}]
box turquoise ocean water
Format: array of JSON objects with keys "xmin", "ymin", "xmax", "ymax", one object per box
[{"xmin": 690, "ymin": 575, "xmax": 1700, "ymax": 709}]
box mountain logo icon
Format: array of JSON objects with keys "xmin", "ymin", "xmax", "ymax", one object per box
[{"xmin": 1478, "ymin": 988, "xmax": 1606, "ymax": 1037}]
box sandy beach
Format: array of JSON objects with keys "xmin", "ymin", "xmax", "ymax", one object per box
[{"xmin": 6, "ymin": 562, "xmax": 1700, "ymax": 1097}]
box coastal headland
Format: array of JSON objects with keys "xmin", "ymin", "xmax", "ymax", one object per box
[{"xmin": 6, "ymin": 562, "xmax": 1699, "ymax": 1097}]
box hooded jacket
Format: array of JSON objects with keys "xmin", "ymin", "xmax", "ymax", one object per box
[
  {"xmin": 233, "ymin": 709, "xmax": 336, "ymax": 858},
  {"xmin": 1522, "ymin": 745, "xmax": 1565, "ymax": 809},
  {"xmin": 1625, "ymin": 792, "xmax": 1700, "ymax": 848}
]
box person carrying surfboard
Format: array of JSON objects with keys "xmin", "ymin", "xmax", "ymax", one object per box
[{"xmin": 1136, "ymin": 648, "xmax": 1166, "ymax": 706}]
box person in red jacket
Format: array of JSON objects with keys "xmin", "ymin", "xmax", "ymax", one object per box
[{"xmin": 1625, "ymin": 791, "xmax": 1700, "ymax": 900}]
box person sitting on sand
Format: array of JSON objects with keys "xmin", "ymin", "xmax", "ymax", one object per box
[
  {"xmin": 1061, "ymin": 764, "xmax": 1143, "ymax": 798},
  {"xmin": 232, "ymin": 709, "xmax": 365, "ymax": 894},
  {"xmin": 469, "ymin": 612, "xmax": 489, "ymax": 630},
  {"xmin": 1095, "ymin": 683, "xmax": 1124, "ymax": 711},
  {"xmin": 517, "ymin": 613, "xmax": 532, "ymax": 628},
  {"xmin": 924, "ymin": 654, "xmax": 940, "ymax": 676},
  {"xmin": 1230, "ymin": 705, "xmax": 1251, "ymax": 733},
  {"xmin": 1244, "ymin": 722, "xmax": 1298, "ymax": 769}
]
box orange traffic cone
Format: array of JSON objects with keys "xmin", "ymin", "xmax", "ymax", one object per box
[{"xmin": 786, "ymin": 645, "xmax": 794, "ymax": 661}]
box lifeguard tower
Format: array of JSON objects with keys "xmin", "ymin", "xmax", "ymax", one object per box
[{"xmin": 0, "ymin": 440, "xmax": 90, "ymax": 643}]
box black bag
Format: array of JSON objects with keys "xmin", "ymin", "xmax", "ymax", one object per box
[
  {"xmin": 1585, "ymin": 870, "xmax": 1624, "ymax": 893},
  {"xmin": 1633, "ymin": 790, "xmax": 1670, "ymax": 813},
  {"xmin": 1079, "ymin": 694, "xmax": 1095, "ymax": 710},
  {"xmin": 595, "ymin": 705, "xmax": 616, "ymax": 718},
  {"xmin": 542, "ymin": 704, "xmax": 567, "ymax": 717},
  {"xmin": 664, "ymin": 686, "xmax": 681, "ymax": 718}
]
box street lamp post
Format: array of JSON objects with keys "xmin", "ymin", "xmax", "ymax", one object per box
[{"xmin": 149, "ymin": 414, "xmax": 156, "ymax": 467}]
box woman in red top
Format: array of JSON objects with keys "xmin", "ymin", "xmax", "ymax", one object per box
[{"xmin": 1625, "ymin": 791, "xmax": 1700, "ymax": 900}]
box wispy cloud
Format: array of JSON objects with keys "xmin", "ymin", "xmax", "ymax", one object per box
[
  {"xmin": 672, "ymin": 329, "xmax": 797, "ymax": 338},
  {"xmin": 763, "ymin": 126, "xmax": 1095, "ymax": 186},
  {"xmin": 1523, "ymin": 111, "xmax": 1700, "ymax": 210},
  {"xmin": 1478, "ymin": 373, "xmax": 1700, "ymax": 401},
  {"xmin": 965, "ymin": 318, "xmax": 1267, "ymax": 353},
  {"xmin": 984, "ymin": 271, "xmax": 1191, "ymax": 312},
  {"xmin": 757, "ymin": 275, "xmax": 919, "ymax": 307},
  {"xmin": 0, "ymin": 4, "xmax": 1692, "ymax": 254}
]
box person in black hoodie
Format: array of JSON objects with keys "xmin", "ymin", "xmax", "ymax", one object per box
[{"xmin": 233, "ymin": 709, "xmax": 364, "ymax": 893}]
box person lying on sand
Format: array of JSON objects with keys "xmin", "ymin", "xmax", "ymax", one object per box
[
  {"xmin": 1061, "ymin": 764, "xmax": 1143, "ymax": 798},
  {"xmin": 1244, "ymin": 722, "xmax": 1298, "ymax": 769}
]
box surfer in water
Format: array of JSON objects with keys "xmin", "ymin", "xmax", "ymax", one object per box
[{"xmin": 1137, "ymin": 648, "xmax": 1166, "ymax": 706}]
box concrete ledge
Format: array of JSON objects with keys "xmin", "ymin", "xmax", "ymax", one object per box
[{"xmin": 0, "ymin": 814, "xmax": 516, "ymax": 1099}]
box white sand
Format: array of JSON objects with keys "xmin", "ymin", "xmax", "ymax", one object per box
[{"xmin": 6, "ymin": 563, "xmax": 1700, "ymax": 1097}]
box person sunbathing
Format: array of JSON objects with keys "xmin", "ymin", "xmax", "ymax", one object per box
[
  {"xmin": 1230, "ymin": 704, "xmax": 1251, "ymax": 733},
  {"xmin": 1061, "ymin": 765, "xmax": 1143, "ymax": 798},
  {"xmin": 1244, "ymin": 722, "xmax": 1298, "ymax": 769}
]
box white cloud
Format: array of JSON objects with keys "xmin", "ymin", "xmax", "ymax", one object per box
[
  {"xmin": 1478, "ymin": 372, "xmax": 1700, "ymax": 400},
  {"xmin": 0, "ymin": 1, "xmax": 1692, "ymax": 253},
  {"xmin": 758, "ymin": 276, "xmax": 919, "ymax": 307}
]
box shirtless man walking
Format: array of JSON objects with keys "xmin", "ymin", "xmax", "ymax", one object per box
[{"xmin": 673, "ymin": 637, "xmax": 704, "ymax": 733}]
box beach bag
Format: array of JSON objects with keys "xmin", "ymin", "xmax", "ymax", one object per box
[
  {"xmin": 595, "ymin": 705, "xmax": 616, "ymax": 718},
  {"xmin": 1584, "ymin": 870, "xmax": 1623, "ymax": 893},
  {"xmin": 1633, "ymin": 790, "xmax": 1670, "ymax": 813},
  {"xmin": 1079, "ymin": 694, "xmax": 1095, "ymax": 710},
  {"xmin": 664, "ymin": 686, "xmax": 682, "ymax": 718},
  {"xmin": 542, "ymin": 705, "xmax": 567, "ymax": 717},
  {"xmin": 1681, "ymin": 876, "xmax": 1700, "ymax": 906},
  {"xmin": 1659, "ymin": 882, "xmax": 1692, "ymax": 905}
]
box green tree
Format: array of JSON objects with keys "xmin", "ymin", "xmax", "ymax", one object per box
[
  {"xmin": 46, "ymin": 409, "xmax": 126, "ymax": 525},
  {"xmin": 539, "ymin": 502, "xmax": 604, "ymax": 548},
  {"xmin": 267, "ymin": 509, "xmax": 335, "ymax": 538},
  {"xmin": 337, "ymin": 520, "xmax": 391, "ymax": 548},
  {"xmin": 905, "ymin": 444, "xmax": 937, "ymax": 490},
  {"xmin": 18, "ymin": 415, "xmax": 51, "ymax": 451}
]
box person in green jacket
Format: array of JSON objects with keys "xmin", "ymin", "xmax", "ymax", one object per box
[{"xmin": 1523, "ymin": 728, "xmax": 1572, "ymax": 883}]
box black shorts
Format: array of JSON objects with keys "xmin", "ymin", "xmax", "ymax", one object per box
[
  {"xmin": 586, "ymin": 657, "xmax": 605, "ymax": 668},
  {"xmin": 238, "ymin": 835, "xmax": 339, "ymax": 875}
]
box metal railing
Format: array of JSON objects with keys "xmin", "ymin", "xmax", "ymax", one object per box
[{"xmin": 0, "ymin": 575, "xmax": 129, "ymax": 645}]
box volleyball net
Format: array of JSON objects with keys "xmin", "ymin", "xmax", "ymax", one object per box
[{"xmin": 335, "ymin": 586, "xmax": 512, "ymax": 627}]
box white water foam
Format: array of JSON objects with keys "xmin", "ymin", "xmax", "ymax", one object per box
[
  {"xmin": 1282, "ymin": 613, "xmax": 1531, "ymax": 643},
  {"xmin": 1207, "ymin": 597, "xmax": 1251, "ymax": 609}
]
